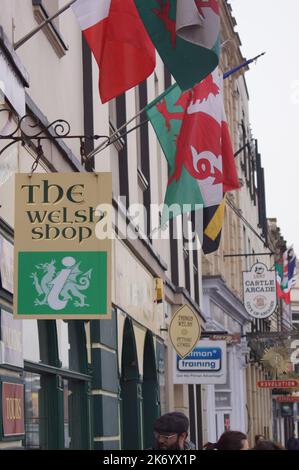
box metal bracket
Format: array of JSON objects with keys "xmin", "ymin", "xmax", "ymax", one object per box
[
  {"xmin": 224, "ymin": 252, "xmax": 273, "ymax": 259},
  {"xmin": 0, "ymin": 108, "xmax": 109, "ymax": 172}
]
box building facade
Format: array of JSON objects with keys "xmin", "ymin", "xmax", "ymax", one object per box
[
  {"xmin": 201, "ymin": 0, "xmax": 274, "ymax": 446},
  {"xmin": 0, "ymin": 0, "xmax": 206, "ymax": 450}
]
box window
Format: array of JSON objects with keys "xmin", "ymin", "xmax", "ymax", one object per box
[
  {"xmin": 24, "ymin": 372, "xmax": 44, "ymax": 449},
  {"xmin": 136, "ymin": 82, "xmax": 151, "ymax": 237},
  {"xmin": 0, "ymin": 233, "xmax": 13, "ymax": 294},
  {"xmin": 170, "ymin": 218, "xmax": 179, "ymax": 286},
  {"xmin": 183, "ymin": 218, "xmax": 191, "ymax": 294},
  {"xmin": 23, "ymin": 320, "xmax": 40, "ymax": 363},
  {"xmin": 23, "ymin": 321, "xmax": 90, "ymax": 449},
  {"xmin": 32, "ymin": 0, "xmax": 68, "ymax": 57},
  {"xmin": 63, "ymin": 379, "xmax": 71, "ymax": 448},
  {"xmin": 116, "ymin": 94, "xmax": 129, "ymax": 209}
]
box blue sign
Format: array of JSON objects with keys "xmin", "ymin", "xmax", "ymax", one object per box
[{"xmin": 177, "ymin": 346, "xmax": 222, "ymax": 372}]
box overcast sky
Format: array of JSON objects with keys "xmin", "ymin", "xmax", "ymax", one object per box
[{"xmin": 229, "ymin": 0, "xmax": 299, "ymax": 254}]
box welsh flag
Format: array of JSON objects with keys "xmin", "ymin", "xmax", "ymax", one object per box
[
  {"xmin": 146, "ymin": 69, "xmax": 240, "ymax": 226},
  {"xmin": 275, "ymin": 248, "xmax": 297, "ymax": 305},
  {"xmin": 134, "ymin": 0, "xmax": 220, "ymax": 91},
  {"xmin": 73, "ymin": 0, "xmax": 155, "ymax": 103}
]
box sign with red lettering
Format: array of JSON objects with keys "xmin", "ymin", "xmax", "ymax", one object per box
[
  {"xmin": 2, "ymin": 382, "xmax": 25, "ymax": 437},
  {"xmin": 257, "ymin": 380, "xmax": 299, "ymax": 389},
  {"xmin": 275, "ymin": 396, "xmax": 299, "ymax": 403}
]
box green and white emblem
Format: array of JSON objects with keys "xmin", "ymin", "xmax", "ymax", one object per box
[
  {"xmin": 17, "ymin": 251, "xmax": 107, "ymax": 316},
  {"xmin": 31, "ymin": 256, "xmax": 92, "ymax": 310}
]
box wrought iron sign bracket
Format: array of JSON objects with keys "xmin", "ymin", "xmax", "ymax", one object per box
[
  {"xmin": 0, "ymin": 108, "xmax": 110, "ymax": 173},
  {"xmin": 224, "ymin": 252, "xmax": 274, "ymax": 259}
]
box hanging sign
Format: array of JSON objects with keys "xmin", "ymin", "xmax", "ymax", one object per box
[
  {"xmin": 257, "ymin": 380, "xmax": 299, "ymax": 389},
  {"xmin": 14, "ymin": 173, "xmax": 112, "ymax": 319},
  {"xmin": 0, "ymin": 309, "xmax": 23, "ymax": 368},
  {"xmin": 243, "ymin": 262, "xmax": 277, "ymax": 319},
  {"xmin": 0, "ymin": 234, "xmax": 14, "ymax": 293},
  {"xmin": 169, "ymin": 304, "xmax": 201, "ymax": 359},
  {"xmin": 173, "ymin": 340, "xmax": 227, "ymax": 384}
]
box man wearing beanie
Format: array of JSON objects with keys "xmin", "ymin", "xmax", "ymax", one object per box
[{"xmin": 152, "ymin": 412, "xmax": 196, "ymax": 450}]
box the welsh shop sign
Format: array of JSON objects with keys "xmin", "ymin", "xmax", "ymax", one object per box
[
  {"xmin": 14, "ymin": 173, "xmax": 112, "ymax": 319},
  {"xmin": 243, "ymin": 262, "xmax": 277, "ymax": 319}
]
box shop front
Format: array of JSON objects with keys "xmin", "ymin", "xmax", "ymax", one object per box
[
  {"xmin": 202, "ymin": 276, "xmax": 250, "ymax": 442},
  {"xmin": 0, "ymin": 217, "xmax": 92, "ymax": 449}
]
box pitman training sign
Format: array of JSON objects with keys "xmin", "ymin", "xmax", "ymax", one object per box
[
  {"xmin": 173, "ymin": 340, "xmax": 227, "ymax": 384},
  {"xmin": 243, "ymin": 262, "xmax": 277, "ymax": 319},
  {"xmin": 14, "ymin": 173, "xmax": 112, "ymax": 319}
]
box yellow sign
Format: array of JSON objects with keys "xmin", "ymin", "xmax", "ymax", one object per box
[
  {"xmin": 14, "ymin": 173, "xmax": 112, "ymax": 319},
  {"xmin": 169, "ymin": 305, "xmax": 201, "ymax": 358}
]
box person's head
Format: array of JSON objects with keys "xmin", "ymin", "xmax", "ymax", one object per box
[
  {"xmin": 255, "ymin": 434, "xmax": 265, "ymax": 446},
  {"xmin": 286, "ymin": 437, "xmax": 299, "ymax": 450},
  {"xmin": 204, "ymin": 431, "xmax": 249, "ymax": 450},
  {"xmin": 153, "ymin": 412, "xmax": 189, "ymax": 450},
  {"xmin": 254, "ymin": 440, "xmax": 285, "ymax": 450}
]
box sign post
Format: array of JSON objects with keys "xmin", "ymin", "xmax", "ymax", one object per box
[{"xmin": 14, "ymin": 173, "xmax": 112, "ymax": 319}]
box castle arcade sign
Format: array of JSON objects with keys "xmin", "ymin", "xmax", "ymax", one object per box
[{"xmin": 243, "ymin": 262, "xmax": 277, "ymax": 319}]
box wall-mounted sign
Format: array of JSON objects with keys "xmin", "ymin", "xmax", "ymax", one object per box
[
  {"xmin": 14, "ymin": 173, "xmax": 112, "ymax": 319},
  {"xmin": 0, "ymin": 234, "xmax": 14, "ymax": 293},
  {"xmin": 275, "ymin": 396, "xmax": 299, "ymax": 403},
  {"xmin": 243, "ymin": 262, "xmax": 277, "ymax": 319},
  {"xmin": 1, "ymin": 381, "xmax": 25, "ymax": 437},
  {"xmin": 173, "ymin": 340, "xmax": 227, "ymax": 384},
  {"xmin": 215, "ymin": 392, "xmax": 231, "ymax": 408},
  {"xmin": 169, "ymin": 305, "xmax": 201, "ymax": 359},
  {"xmin": 0, "ymin": 309, "xmax": 23, "ymax": 368},
  {"xmin": 209, "ymin": 333, "xmax": 241, "ymax": 345},
  {"xmin": 257, "ymin": 380, "xmax": 299, "ymax": 389}
]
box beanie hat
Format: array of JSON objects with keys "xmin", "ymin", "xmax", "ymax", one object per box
[{"xmin": 154, "ymin": 412, "xmax": 189, "ymax": 434}]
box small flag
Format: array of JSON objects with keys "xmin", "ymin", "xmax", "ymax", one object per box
[
  {"xmin": 73, "ymin": 0, "xmax": 155, "ymax": 103},
  {"xmin": 275, "ymin": 248, "xmax": 297, "ymax": 304},
  {"xmin": 202, "ymin": 197, "xmax": 226, "ymax": 254},
  {"xmin": 134, "ymin": 0, "xmax": 220, "ymax": 91}
]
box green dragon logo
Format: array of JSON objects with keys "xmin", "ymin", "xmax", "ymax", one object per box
[{"xmin": 30, "ymin": 256, "xmax": 92, "ymax": 311}]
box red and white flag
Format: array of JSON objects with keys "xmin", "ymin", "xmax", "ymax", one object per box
[
  {"xmin": 169, "ymin": 68, "xmax": 239, "ymax": 207},
  {"xmin": 73, "ymin": 0, "xmax": 156, "ymax": 103}
]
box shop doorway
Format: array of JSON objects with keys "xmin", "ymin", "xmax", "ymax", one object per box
[
  {"xmin": 142, "ymin": 331, "xmax": 160, "ymax": 449},
  {"xmin": 120, "ymin": 318, "xmax": 142, "ymax": 450}
]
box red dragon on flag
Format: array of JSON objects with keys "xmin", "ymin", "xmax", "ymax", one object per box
[{"xmin": 155, "ymin": 70, "xmax": 239, "ymax": 208}]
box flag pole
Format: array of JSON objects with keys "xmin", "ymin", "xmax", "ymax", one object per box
[
  {"xmin": 86, "ymin": 52, "xmax": 266, "ymax": 161},
  {"xmin": 14, "ymin": 0, "xmax": 77, "ymax": 50},
  {"xmin": 86, "ymin": 104, "xmax": 150, "ymax": 160},
  {"xmin": 223, "ymin": 52, "xmax": 266, "ymax": 79}
]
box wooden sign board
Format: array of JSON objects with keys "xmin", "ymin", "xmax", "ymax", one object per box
[{"xmin": 14, "ymin": 173, "xmax": 112, "ymax": 319}]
